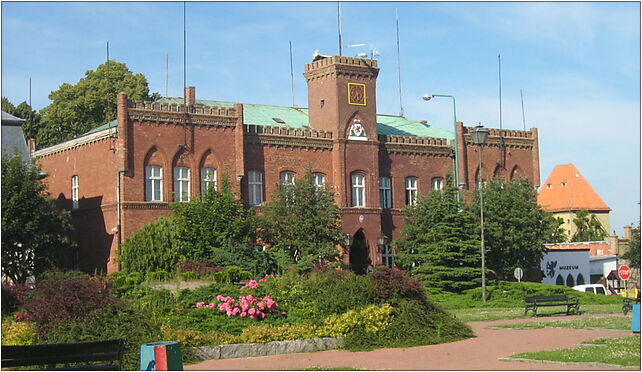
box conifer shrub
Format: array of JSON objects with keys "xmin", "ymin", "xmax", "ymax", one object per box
[{"xmin": 370, "ymin": 266, "xmax": 426, "ymax": 304}]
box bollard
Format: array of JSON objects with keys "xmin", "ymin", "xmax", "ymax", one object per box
[
  {"xmin": 632, "ymin": 304, "xmax": 640, "ymax": 333},
  {"xmin": 140, "ymin": 341, "xmax": 183, "ymax": 371}
]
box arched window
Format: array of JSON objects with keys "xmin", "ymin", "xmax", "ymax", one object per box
[
  {"xmin": 201, "ymin": 168, "xmax": 217, "ymax": 195},
  {"xmin": 280, "ymin": 171, "xmax": 295, "ymax": 186},
  {"xmin": 145, "ymin": 165, "xmax": 163, "ymax": 202},
  {"xmin": 312, "ymin": 173, "xmax": 325, "ymax": 188},
  {"xmin": 510, "ymin": 166, "xmax": 523, "ymax": 180},
  {"xmin": 405, "ymin": 177, "xmax": 418, "ymax": 205},
  {"xmin": 173, "ymin": 166, "xmax": 190, "ymax": 202},
  {"xmin": 566, "ymin": 274, "xmax": 575, "ymax": 287},
  {"xmin": 380, "ymin": 176, "xmax": 392, "ymax": 208},
  {"xmin": 576, "ymin": 273, "xmax": 585, "ymax": 285},
  {"xmin": 351, "ymin": 173, "xmax": 366, "ymax": 207},
  {"xmin": 556, "ymin": 275, "xmax": 564, "ymax": 285},
  {"xmin": 431, "ymin": 177, "xmax": 443, "ymax": 191}
]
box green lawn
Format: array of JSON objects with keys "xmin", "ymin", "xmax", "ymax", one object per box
[
  {"xmin": 494, "ymin": 315, "xmax": 631, "ymax": 330},
  {"xmin": 510, "ymin": 335, "xmax": 641, "ymax": 367},
  {"xmin": 449, "ymin": 303, "xmax": 623, "ymax": 322}
]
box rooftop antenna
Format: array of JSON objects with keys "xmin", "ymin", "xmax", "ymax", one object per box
[
  {"xmin": 165, "ymin": 53, "xmax": 169, "ymax": 97},
  {"xmin": 289, "ymin": 41, "xmax": 295, "ymax": 107},
  {"xmin": 498, "ymin": 54, "xmax": 503, "ymax": 130},
  {"xmin": 337, "ymin": 2, "xmax": 343, "ymax": 56},
  {"xmin": 395, "ymin": 8, "xmax": 404, "ymax": 117},
  {"xmin": 520, "ymin": 88, "xmax": 526, "ymax": 130}
]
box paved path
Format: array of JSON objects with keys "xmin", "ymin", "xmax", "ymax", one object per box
[{"xmin": 186, "ymin": 314, "xmax": 636, "ymax": 370}]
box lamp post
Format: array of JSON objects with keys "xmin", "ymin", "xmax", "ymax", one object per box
[
  {"xmin": 422, "ymin": 93, "xmax": 461, "ymax": 201},
  {"xmin": 471, "ymin": 124, "xmax": 490, "ymax": 303}
]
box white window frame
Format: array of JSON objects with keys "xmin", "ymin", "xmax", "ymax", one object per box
[
  {"xmin": 174, "ymin": 166, "xmax": 190, "ymax": 202},
  {"xmin": 71, "ymin": 175, "xmax": 79, "ymax": 210},
  {"xmin": 431, "ymin": 177, "xmax": 444, "ymax": 191},
  {"xmin": 382, "ymin": 244, "xmax": 394, "ymax": 268},
  {"xmin": 351, "ymin": 173, "xmax": 366, "ymax": 207},
  {"xmin": 405, "ymin": 177, "xmax": 418, "ymax": 206},
  {"xmin": 380, "ymin": 176, "xmax": 392, "ymax": 209},
  {"xmin": 201, "ymin": 167, "xmax": 217, "ymax": 195},
  {"xmin": 280, "ymin": 171, "xmax": 296, "ymax": 186},
  {"xmin": 312, "ymin": 173, "xmax": 325, "ymax": 189},
  {"xmin": 248, "ymin": 170, "xmax": 264, "ymax": 206},
  {"xmin": 145, "ymin": 165, "xmax": 163, "ymax": 202}
]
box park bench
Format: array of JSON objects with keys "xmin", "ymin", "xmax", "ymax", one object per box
[
  {"xmin": 1, "ymin": 338, "xmax": 125, "ymax": 370},
  {"xmin": 524, "ymin": 294, "xmax": 580, "ymax": 316}
]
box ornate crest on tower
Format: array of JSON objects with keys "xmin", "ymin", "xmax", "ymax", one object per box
[{"xmin": 348, "ymin": 119, "xmax": 367, "ymax": 141}]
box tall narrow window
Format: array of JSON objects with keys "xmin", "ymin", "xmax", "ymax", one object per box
[
  {"xmin": 431, "ymin": 177, "xmax": 444, "ymax": 191},
  {"xmin": 405, "ymin": 177, "xmax": 418, "ymax": 205},
  {"xmin": 248, "ymin": 170, "xmax": 264, "ymax": 206},
  {"xmin": 382, "ymin": 245, "xmax": 394, "ymax": 268},
  {"xmin": 351, "ymin": 173, "xmax": 366, "ymax": 207},
  {"xmin": 312, "ymin": 173, "xmax": 325, "ymax": 189},
  {"xmin": 201, "ymin": 167, "xmax": 217, "ymax": 195},
  {"xmin": 280, "ymin": 171, "xmax": 295, "ymax": 186},
  {"xmin": 174, "ymin": 166, "xmax": 190, "ymax": 202},
  {"xmin": 145, "ymin": 165, "xmax": 163, "ymax": 202},
  {"xmin": 380, "ymin": 176, "xmax": 392, "ymax": 209},
  {"xmin": 71, "ymin": 175, "xmax": 79, "ymax": 210}
]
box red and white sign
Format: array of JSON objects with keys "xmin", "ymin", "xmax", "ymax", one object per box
[{"xmin": 618, "ymin": 265, "xmax": 632, "ymax": 281}]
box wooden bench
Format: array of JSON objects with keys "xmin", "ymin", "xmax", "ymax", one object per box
[
  {"xmin": 524, "ymin": 294, "xmax": 580, "ymax": 316},
  {"xmin": 1, "ymin": 338, "xmax": 125, "ymax": 370}
]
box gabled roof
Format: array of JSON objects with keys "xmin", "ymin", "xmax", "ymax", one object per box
[
  {"xmin": 158, "ymin": 98, "xmax": 454, "ymax": 140},
  {"xmin": 537, "ymin": 164, "xmax": 610, "ymax": 212}
]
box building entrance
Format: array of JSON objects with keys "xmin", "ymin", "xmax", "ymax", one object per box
[{"xmin": 349, "ymin": 229, "xmax": 369, "ymax": 274}]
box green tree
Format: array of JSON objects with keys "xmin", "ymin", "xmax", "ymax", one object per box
[
  {"xmin": 469, "ymin": 178, "xmax": 550, "ymax": 280},
  {"xmin": 2, "ymin": 98, "xmax": 43, "ymax": 142},
  {"xmin": 622, "ymin": 224, "xmax": 640, "ymax": 269},
  {"xmin": 172, "ymin": 176, "xmax": 259, "ymax": 269},
  {"xmin": 395, "ymin": 176, "xmax": 482, "ymax": 292},
  {"xmin": 38, "ymin": 60, "xmax": 160, "ymax": 148},
  {"xmin": 570, "ymin": 210, "xmax": 608, "ymax": 242},
  {"xmin": 119, "ymin": 217, "xmax": 180, "ymax": 274},
  {"xmin": 1, "ymin": 152, "xmax": 75, "ymax": 283},
  {"xmin": 260, "ymin": 169, "xmax": 344, "ymax": 273},
  {"xmin": 543, "ymin": 214, "xmax": 568, "ymax": 243}
]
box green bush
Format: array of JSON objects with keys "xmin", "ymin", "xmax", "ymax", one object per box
[
  {"xmin": 43, "ymin": 301, "xmax": 163, "ymax": 371},
  {"xmin": 240, "ymin": 323, "xmax": 319, "ymax": 343},
  {"xmin": 318, "ymin": 304, "xmax": 394, "ymax": 337},
  {"xmin": 146, "ymin": 270, "xmax": 171, "ymax": 282},
  {"xmin": 161, "ymin": 307, "xmax": 255, "ymax": 336},
  {"xmin": 109, "ymin": 271, "xmax": 145, "ymax": 295},
  {"xmin": 175, "ymin": 283, "xmax": 242, "ymax": 309},
  {"xmin": 214, "ymin": 266, "xmax": 253, "ymax": 284},
  {"xmin": 119, "ymin": 217, "xmax": 182, "ymax": 274},
  {"xmin": 1, "ymin": 319, "xmax": 38, "ymax": 345},
  {"xmin": 160, "ymin": 325, "xmax": 239, "ymax": 347}
]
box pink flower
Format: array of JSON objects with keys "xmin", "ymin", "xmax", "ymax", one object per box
[
  {"xmin": 248, "ymin": 308, "xmax": 256, "ymax": 315},
  {"xmin": 240, "ymin": 311, "xmax": 247, "ymax": 317},
  {"xmin": 208, "ymin": 303, "xmax": 216, "ymax": 308},
  {"xmin": 246, "ymin": 295, "xmax": 254, "ymax": 302},
  {"xmin": 257, "ymin": 302, "xmax": 265, "ymax": 310},
  {"xmin": 196, "ymin": 301, "xmax": 205, "ymax": 308}
]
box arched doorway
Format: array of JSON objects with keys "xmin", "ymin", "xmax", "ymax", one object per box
[
  {"xmin": 576, "ymin": 273, "xmax": 585, "ymax": 285},
  {"xmin": 566, "ymin": 274, "xmax": 575, "ymax": 287},
  {"xmin": 349, "ymin": 229, "xmax": 369, "ymax": 274},
  {"xmin": 556, "ymin": 275, "xmax": 564, "ymax": 285}
]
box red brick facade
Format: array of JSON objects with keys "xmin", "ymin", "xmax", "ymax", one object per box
[{"xmin": 34, "ymin": 56, "xmax": 541, "ymax": 274}]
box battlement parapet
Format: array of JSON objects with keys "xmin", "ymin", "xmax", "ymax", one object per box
[
  {"xmin": 379, "ymin": 134, "xmax": 450, "ymax": 147},
  {"xmin": 245, "ymin": 124, "xmax": 333, "ymax": 139},
  {"xmin": 462, "ymin": 126, "xmax": 533, "ymax": 139},
  {"xmin": 305, "ymin": 56, "xmax": 378, "ymax": 72},
  {"xmin": 128, "ymin": 100, "xmax": 237, "ymax": 117}
]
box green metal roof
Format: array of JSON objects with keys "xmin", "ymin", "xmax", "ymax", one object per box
[{"xmin": 81, "ymin": 98, "xmax": 453, "ymax": 140}]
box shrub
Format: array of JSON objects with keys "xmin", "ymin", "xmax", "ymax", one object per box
[
  {"xmin": 22, "ymin": 271, "xmax": 116, "ymax": 336},
  {"xmin": 175, "ymin": 261, "xmax": 223, "ymax": 278},
  {"xmin": 214, "ymin": 266, "xmax": 253, "ymax": 284},
  {"xmin": 1, "ymin": 319, "xmax": 38, "ymax": 345},
  {"xmin": 175, "ymin": 283, "xmax": 242, "ymax": 309},
  {"xmin": 318, "ymin": 304, "xmax": 394, "ymax": 337},
  {"xmin": 240, "ymin": 323, "xmax": 319, "ymax": 343},
  {"xmin": 180, "ymin": 271, "xmax": 197, "ymax": 280},
  {"xmin": 161, "ymin": 307, "xmax": 254, "ymax": 336},
  {"xmin": 109, "ymin": 271, "xmax": 144, "ymax": 295},
  {"xmin": 119, "ymin": 217, "xmax": 182, "ymax": 274},
  {"xmin": 371, "ymin": 267, "xmax": 426, "ymax": 304},
  {"xmin": 1, "ymin": 282, "xmax": 30, "ymax": 316},
  {"xmin": 131, "ymin": 287, "xmax": 175, "ymax": 319},
  {"xmin": 160, "ymin": 326, "xmax": 239, "ymax": 347},
  {"xmin": 146, "ymin": 270, "xmax": 171, "ymax": 282},
  {"xmin": 43, "ymin": 301, "xmax": 163, "ymax": 371}
]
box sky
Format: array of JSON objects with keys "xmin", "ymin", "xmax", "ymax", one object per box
[{"xmin": 2, "ymin": 1, "xmax": 640, "ymax": 235}]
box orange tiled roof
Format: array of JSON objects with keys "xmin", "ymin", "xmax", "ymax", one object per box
[{"xmin": 537, "ymin": 164, "xmax": 610, "ymax": 212}]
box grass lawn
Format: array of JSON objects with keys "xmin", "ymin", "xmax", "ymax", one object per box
[
  {"xmin": 494, "ymin": 315, "xmax": 631, "ymax": 330},
  {"xmin": 510, "ymin": 334, "xmax": 641, "ymax": 367},
  {"xmin": 450, "ymin": 303, "xmax": 623, "ymax": 322}
]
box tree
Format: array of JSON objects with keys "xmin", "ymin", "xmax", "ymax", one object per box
[
  {"xmin": 570, "ymin": 210, "xmax": 608, "ymax": 242},
  {"xmin": 119, "ymin": 217, "xmax": 180, "ymax": 273},
  {"xmin": 1, "ymin": 152, "xmax": 75, "ymax": 283},
  {"xmin": 38, "ymin": 60, "xmax": 160, "ymax": 148},
  {"xmin": 259, "ymin": 169, "xmax": 344, "ymax": 273},
  {"xmin": 171, "ymin": 176, "xmax": 260, "ymax": 269},
  {"xmin": 395, "ymin": 175, "xmax": 482, "ymax": 292},
  {"xmin": 468, "ymin": 178, "xmax": 550, "ymax": 280},
  {"xmin": 622, "ymin": 224, "xmax": 640, "ymax": 269},
  {"xmin": 1, "ymin": 98, "xmax": 43, "ymax": 142}
]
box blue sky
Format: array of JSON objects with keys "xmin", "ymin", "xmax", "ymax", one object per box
[{"xmin": 2, "ymin": 1, "xmax": 640, "ymax": 235}]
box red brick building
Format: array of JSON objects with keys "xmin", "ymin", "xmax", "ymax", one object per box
[{"xmin": 34, "ymin": 56, "xmax": 541, "ymax": 274}]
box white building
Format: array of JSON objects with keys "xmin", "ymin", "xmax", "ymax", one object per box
[{"xmin": 540, "ymin": 247, "xmax": 590, "ymax": 287}]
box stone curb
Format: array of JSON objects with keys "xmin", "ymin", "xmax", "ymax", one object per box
[{"xmin": 190, "ymin": 337, "xmax": 344, "ymax": 360}]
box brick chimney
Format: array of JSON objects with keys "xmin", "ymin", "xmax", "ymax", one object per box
[
  {"xmin": 184, "ymin": 86, "xmax": 196, "ymax": 106},
  {"xmin": 624, "ymin": 225, "xmax": 632, "ymax": 240},
  {"xmin": 27, "ymin": 138, "xmax": 36, "ymax": 154}
]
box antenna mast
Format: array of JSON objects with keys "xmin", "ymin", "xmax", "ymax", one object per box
[
  {"xmin": 183, "ymin": 2, "xmax": 187, "ymax": 99},
  {"xmin": 520, "ymin": 88, "xmax": 526, "ymax": 130},
  {"xmin": 289, "ymin": 41, "xmax": 295, "ymax": 107},
  {"xmin": 166, "ymin": 53, "xmax": 169, "ymax": 97},
  {"xmin": 337, "ymin": 2, "xmax": 343, "ymax": 56},
  {"xmin": 498, "ymin": 54, "xmax": 503, "ymax": 130},
  {"xmin": 396, "ymin": 8, "xmax": 404, "ymax": 117}
]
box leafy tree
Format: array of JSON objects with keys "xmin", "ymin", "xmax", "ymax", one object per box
[
  {"xmin": 259, "ymin": 169, "xmax": 344, "ymax": 273},
  {"xmin": 395, "ymin": 176, "xmax": 482, "ymax": 292},
  {"xmin": 172, "ymin": 176, "xmax": 260, "ymax": 269},
  {"xmin": 468, "ymin": 178, "xmax": 550, "ymax": 280},
  {"xmin": 622, "ymin": 224, "xmax": 640, "ymax": 269},
  {"xmin": 1, "ymin": 152, "xmax": 75, "ymax": 283},
  {"xmin": 38, "ymin": 60, "xmax": 160, "ymax": 148},
  {"xmin": 570, "ymin": 210, "xmax": 608, "ymax": 242},
  {"xmin": 543, "ymin": 214, "xmax": 567, "ymax": 243},
  {"xmin": 1, "ymin": 98, "xmax": 43, "ymax": 142}
]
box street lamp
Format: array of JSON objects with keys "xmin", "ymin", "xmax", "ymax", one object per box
[
  {"xmin": 471, "ymin": 124, "xmax": 490, "ymax": 303},
  {"xmin": 422, "ymin": 94, "xmax": 462, "ymax": 201},
  {"xmin": 344, "ymin": 233, "xmax": 354, "ymax": 248}
]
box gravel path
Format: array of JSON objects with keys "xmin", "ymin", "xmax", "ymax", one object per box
[{"xmin": 185, "ymin": 314, "xmax": 637, "ymax": 370}]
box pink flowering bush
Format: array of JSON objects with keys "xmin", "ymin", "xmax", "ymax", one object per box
[
  {"xmin": 195, "ymin": 278, "xmax": 279, "ymax": 320},
  {"xmin": 244, "ymin": 275, "xmax": 275, "ymax": 289}
]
